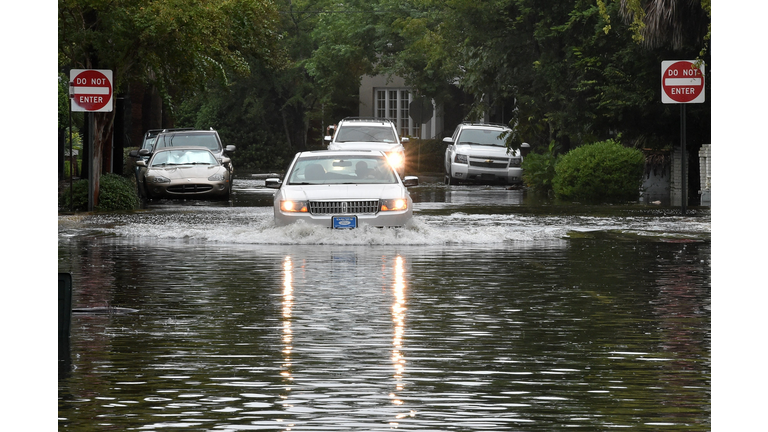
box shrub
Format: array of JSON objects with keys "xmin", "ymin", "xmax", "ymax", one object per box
[
  {"xmin": 59, "ymin": 173, "xmax": 140, "ymax": 212},
  {"xmin": 521, "ymin": 141, "xmax": 560, "ymax": 197},
  {"xmin": 552, "ymin": 139, "xmax": 644, "ymax": 203}
]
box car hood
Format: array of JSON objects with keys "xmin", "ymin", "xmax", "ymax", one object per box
[
  {"xmin": 454, "ymin": 144, "xmax": 520, "ymax": 157},
  {"xmin": 280, "ymin": 184, "xmax": 407, "ymax": 201},
  {"xmin": 148, "ymin": 165, "xmax": 226, "ymax": 179},
  {"xmin": 328, "ymin": 142, "xmax": 404, "ymax": 153}
]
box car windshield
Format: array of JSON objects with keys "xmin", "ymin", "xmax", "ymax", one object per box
[
  {"xmin": 156, "ymin": 133, "xmax": 220, "ymax": 151},
  {"xmin": 335, "ymin": 125, "xmax": 397, "ymax": 143},
  {"xmin": 149, "ymin": 150, "xmax": 218, "ymax": 167},
  {"xmin": 457, "ymin": 129, "xmax": 508, "ymax": 146},
  {"xmin": 287, "ymin": 155, "xmax": 398, "ymax": 185}
]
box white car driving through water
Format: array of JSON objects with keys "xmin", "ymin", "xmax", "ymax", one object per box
[
  {"xmin": 266, "ymin": 150, "xmax": 419, "ymax": 228},
  {"xmin": 325, "ymin": 117, "xmax": 408, "ymax": 178}
]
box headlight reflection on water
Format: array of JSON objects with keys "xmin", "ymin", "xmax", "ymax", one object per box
[
  {"xmin": 281, "ymin": 256, "xmax": 294, "ymax": 390},
  {"xmin": 391, "ymin": 255, "xmax": 406, "ymax": 405}
]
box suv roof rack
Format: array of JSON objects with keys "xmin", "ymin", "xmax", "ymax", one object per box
[
  {"xmin": 460, "ymin": 121, "xmax": 510, "ymax": 128},
  {"xmin": 158, "ymin": 128, "xmax": 215, "ymax": 134},
  {"xmin": 341, "ymin": 117, "xmax": 395, "ymax": 124}
]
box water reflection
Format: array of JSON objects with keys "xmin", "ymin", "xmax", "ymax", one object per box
[
  {"xmin": 58, "ymin": 200, "xmax": 710, "ymax": 431},
  {"xmin": 390, "ymin": 256, "xmax": 407, "ymax": 416},
  {"xmin": 282, "ymin": 256, "xmax": 294, "ymax": 390}
]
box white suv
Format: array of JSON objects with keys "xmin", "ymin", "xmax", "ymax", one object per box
[
  {"xmin": 325, "ymin": 117, "xmax": 408, "ymax": 177},
  {"xmin": 443, "ymin": 123, "xmax": 523, "ymax": 185}
]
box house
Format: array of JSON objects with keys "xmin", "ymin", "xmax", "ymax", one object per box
[{"xmin": 358, "ymin": 75, "xmax": 444, "ymax": 140}]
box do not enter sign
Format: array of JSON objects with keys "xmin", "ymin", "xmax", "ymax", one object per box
[
  {"xmin": 70, "ymin": 69, "xmax": 113, "ymax": 112},
  {"xmin": 661, "ymin": 60, "xmax": 705, "ymax": 104}
]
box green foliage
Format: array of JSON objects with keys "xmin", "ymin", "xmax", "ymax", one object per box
[
  {"xmin": 59, "ymin": 174, "xmax": 140, "ymax": 212},
  {"xmin": 59, "ymin": 0, "xmax": 282, "ymax": 102},
  {"xmin": 521, "ymin": 142, "xmax": 561, "ymax": 197},
  {"xmin": 552, "ymin": 139, "xmax": 645, "ymax": 203}
]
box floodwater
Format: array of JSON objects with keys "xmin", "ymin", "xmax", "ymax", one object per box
[{"xmin": 58, "ymin": 176, "xmax": 711, "ymax": 431}]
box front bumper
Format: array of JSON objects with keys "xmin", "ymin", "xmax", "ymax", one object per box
[
  {"xmin": 147, "ymin": 179, "xmax": 230, "ymax": 199},
  {"xmin": 274, "ymin": 207, "xmax": 413, "ymax": 228},
  {"xmin": 449, "ymin": 162, "xmax": 523, "ymax": 184}
]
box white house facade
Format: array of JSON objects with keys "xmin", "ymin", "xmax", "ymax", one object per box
[{"xmin": 358, "ymin": 75, "xmax": 443, "ymax": 140}]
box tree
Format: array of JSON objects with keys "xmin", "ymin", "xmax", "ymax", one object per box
[
  {"xmin": 372, "ymin": 0, "xmax": 709, "ymax": 155},
  {"xmin": 58, "ymin": 0, "xmax": 281, "ymax": 204},
  {"xmin": 614, "ymin": 0, "xmax": 711, "ymax": 52}
]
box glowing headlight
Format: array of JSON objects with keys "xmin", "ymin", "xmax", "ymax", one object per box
[
  {"xmin": 454, "ymin": 154, "xmax": 468, "ymax": 164},
  {"xmin": 280, "ymin": 200, "xmax": 308, "ymax": 213},
  {"xmin": 386, "ymin": 152, "xmax": 405, "ymax": 169},
  {"xmin": 380, "ymin": 198, "xmax": 408, "ymax": 212},
  {"xmin": 151, "ymin": 176, "xmax": 171, "ymax": 183}
]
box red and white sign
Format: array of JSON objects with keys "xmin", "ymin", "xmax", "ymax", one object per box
[
  {"xmin": 70, "ymin": 69, "xmax": 113, "ymax": 112},
  {"xmin": 661, "ymin": 60, "xmax": 705, "ymax": 104}
]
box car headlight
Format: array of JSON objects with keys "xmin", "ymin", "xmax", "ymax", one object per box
[
  {"xmin": 386, "ymin": 151, "xmax": 405, "ymax": 169},
  {"xmin": 454, "ymin": 153, "xmax": 468, "ymax": 164},
  {"xmin": 280, "ymin": 200, "xmax": 308, "ymax": 213},
  {"xmin": 380, "ymin": 198, "xmax": 408, "ymax": 212},
  {"xmin": 208, "ymin": 173, "xmax": 226, "ymax": 181},
  {"xmin": 508, "ymin": 157, "xmax": 521, "ymax": 167},
  {"xmin": 151, "ymin": 176, "xmax": 171, "ymax": 183}
]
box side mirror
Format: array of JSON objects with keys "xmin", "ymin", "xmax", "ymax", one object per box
[
  {"xmin": 135, "ymin": 160, "xmax": 147, "ymax": 167},
  {"xmin": 401, "ymin": 137, "xmax": 409, "ymax": 143},
  {"xmin": 265, "ymin": 178, "xmax": 282, "ymax": 189},
  {"xmin": 324, "ymin": 135, "xmax": 332, "ymax": 142},
  {"xmin": 221, "ymin": 157, "xmax": 231, "ymax": 165},
  {"xmin": 520, "ymin": 142, "xmax": 531, "ymax": 157},
  {"xmin": 225, "ymin": 145, "xmax": 236, "ymax": 153},
  {"xmin": 442, "ymin": 137, "xmax": 453, "ymax": 143},
  {"xmin": 402, "ymin": 176, "xmax": 419, "ymax": 187},
  {"xmin": 139, "ymin": 149, "xmax": 150, "ymax": 156}
]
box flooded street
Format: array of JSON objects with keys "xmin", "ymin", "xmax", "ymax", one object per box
[{"xmin": 58, "ymin": 177, "xmax": 711, "ymax": 431}]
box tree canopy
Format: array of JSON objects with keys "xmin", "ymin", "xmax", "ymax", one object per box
[{"xmin": 58, "ymin": 0, "xmax": 711, "ymax": 175}]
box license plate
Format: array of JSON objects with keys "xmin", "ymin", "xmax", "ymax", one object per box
[{"xmin": 332, "ymin": 215, "xmax": 357, "ymax": 229}]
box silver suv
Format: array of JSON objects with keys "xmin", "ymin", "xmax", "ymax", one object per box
[
  {"xmin": 443, "ymin": 123, "xmax": 523, "ymax": 185},
  {"xmin": 325, "ymin": 117, "xmax": 408, "ymax": 177}
]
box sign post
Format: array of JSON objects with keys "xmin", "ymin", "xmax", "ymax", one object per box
[
  {"xmin": 69, "ymin": 69, "xmax": 114, "ymax": 211},
  {"xmin": 661, "ymin": 60, "xmax": 705, "ymax": 214}
]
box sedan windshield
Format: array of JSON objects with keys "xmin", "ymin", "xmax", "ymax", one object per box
[
  {"xmin": 457, "ymin": 129, "xmax": 508, "ymax": 146},
  {"xmin": 335, "ymin": 126, "xmax": 397, "ymax": 143},
  {"xmin": 150, "ymin": 150, "xmax": 218, "ymax": 167},
  {"xmin": 287, "ymin": 156, "xmax": 398, "ymax": 185}
]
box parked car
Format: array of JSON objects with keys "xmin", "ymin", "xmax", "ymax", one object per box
[
  {"xmin": 135, "ymin": 147, "xmax": 232, "ymax": 200},
  {"xmin": 443, "ymin": 123, "xmax": 523, "ymax": 185},
  {"xmin": 130, "ymin": 128, "xmax": 195, "ymax": 165},
  {"xmin": 266, "ymin": 150, "xmax": 419, "ymax": 228},
  {"xmin": 131, "ymin": 128, "xmax": 235, "ymax": 198},
  {"xmin": 325, "ymin": 117, "xmax": 408, "ymax": 177}
]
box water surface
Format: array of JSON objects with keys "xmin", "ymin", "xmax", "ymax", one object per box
[{"xmin": 58, "ymin": 180, "xmax": 710, "ymax": 431}]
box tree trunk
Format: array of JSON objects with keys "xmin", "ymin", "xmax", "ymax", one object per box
[{"xmin": 91, "ymin": 111, "xmax": 116, "ymax": 207}]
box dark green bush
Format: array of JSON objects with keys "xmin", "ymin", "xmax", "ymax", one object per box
[
  {"xmin": 521, "ymin": 141, "xmax": 560, "ymax": 197},
  {"xmin": 59, "ymin": 173, "xmax": 140, "ymax": 212},
  {"xmin": 552, "ymin": 139, "xmax": 644, "ymax": 203}
]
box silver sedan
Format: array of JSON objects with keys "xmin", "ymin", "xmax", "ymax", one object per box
[
  {"xmin": 267, "ymin": 150, "xmax": 418, "ymax": 228},
  {"xmin": 136, "ymin": 147, "xmax": 232, "ymax": 200}
]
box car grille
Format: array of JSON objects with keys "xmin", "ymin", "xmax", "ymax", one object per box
[
  {"xmin": 167, "ymin": 184, "xmax": 214, "ymax": 193},
  {"xmin": 469, "ymin": 156, "xmax": 509, "ymax": 169},
  {"xmin": 308, "ymin": 200, "xmax": 380, "ymax": 215}
]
